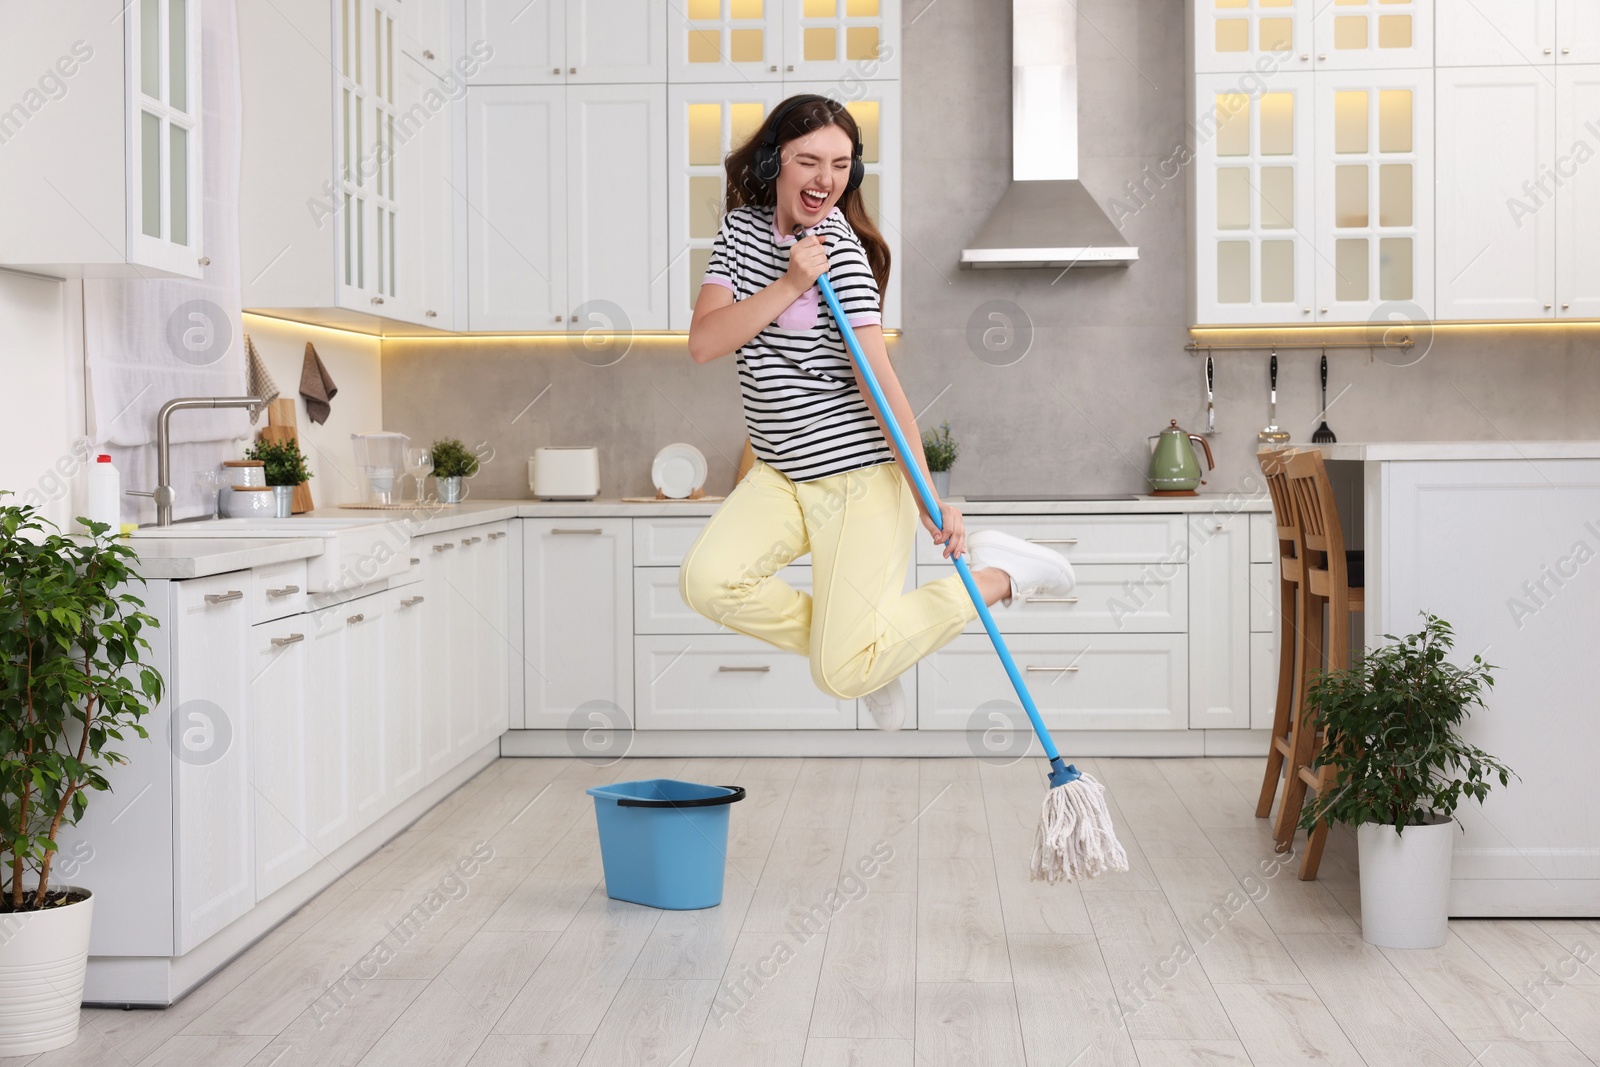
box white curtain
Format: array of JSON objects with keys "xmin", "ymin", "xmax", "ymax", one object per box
[{"xmin": 85, "ymin": 0, "xmax": 246, "ymax": 524}]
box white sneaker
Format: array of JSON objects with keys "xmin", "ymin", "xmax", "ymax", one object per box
[
  {"xmin": 862, "ymin": 675, "xmax": 907, "ymax": 730},
  {"xmin": 965, "ymin": 530, "xmax": 1076, "ymax": 607}
]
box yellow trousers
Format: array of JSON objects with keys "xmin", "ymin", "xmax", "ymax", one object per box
[{"xmin": 679, "ymin": 459, "xmax": 978, "ymax": 699}]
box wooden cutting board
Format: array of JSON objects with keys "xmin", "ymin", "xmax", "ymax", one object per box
[{"xmin": 261, "ymin": 399, "xmax": 313, "ymax": 513}]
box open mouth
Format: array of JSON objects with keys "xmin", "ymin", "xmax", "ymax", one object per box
[{"xmin": 799, "ymin": 188, "xmax": 828, "ymax": 214}]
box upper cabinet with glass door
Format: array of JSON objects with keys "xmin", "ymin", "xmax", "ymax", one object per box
[
  {"xmin": 671, "ymin": 0, "xmax": 897, "ymax": 82},
  {"xmin": 0, "ymin": 0, "xmax": 203, "ymax": 279},
  {"xmin": 1194, "ymin": 0, "xmax": 1431, "ymax": 73},
  {"xmin": 465, "ymin": 0, "xmax": 666, "ymax": 84}
]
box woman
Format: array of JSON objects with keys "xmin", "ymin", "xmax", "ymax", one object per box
[{"xmin": 681, "ymin": 94, "xmax": 1074, "ymax": 729}]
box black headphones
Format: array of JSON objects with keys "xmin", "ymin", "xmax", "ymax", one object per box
[{"xmin": 753, "ymin": 94, "xmax": 865, "ymax": 194}]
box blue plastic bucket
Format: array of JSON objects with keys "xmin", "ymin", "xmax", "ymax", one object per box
[{"xmin": 586, "ymin": 779, "xmax": 745, "ymax": 910}]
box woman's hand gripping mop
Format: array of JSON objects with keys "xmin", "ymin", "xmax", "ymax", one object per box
[{"xmin": 808, "ymin": 240, "xmax": 1129, "ymax": 883}]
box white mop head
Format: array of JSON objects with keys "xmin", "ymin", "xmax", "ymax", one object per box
[{"xmin": 1030, "ymin": 773, "xmax": 1129, "ymax": 883}]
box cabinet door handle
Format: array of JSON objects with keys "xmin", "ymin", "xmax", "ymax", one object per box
[
  {"xmin": 204, "ymin": 590, "xmax": 244, "ymax": 604},
  {"xmin": 371, "ymin": 295, "xmax": 385, "ymax": 305},
  {"xmin": 426, "ymin": 310, "xmax": 438, "ymax": 318},
  {"xmin": 1024, "ymin": 596, "xmax": 1078, "ymax": 604},
  {"xmin": 410, "ymin": 557, "xmax": 421, "ymax": 565},
  {"xmin": 488, "ymin": 531, "xmax": 506, "ymax": 539},
  {"xmin": 422, "ymin": 49, "xmax": 435, "ymax": 60},
  {"xmin": 401, "ymin": 595, "xmax": 425, "ymax": 607},
  {"xmin": 270, "ymin": 632, "xmax": 305, "ymax": 647},
  {"xmin": 552, "ymin": 67, "xmax": 561, "ymax": 75},
  {"xmin": 463, "ymin": 536, "xmax": 482, "ymax": 545},
  {"xmin": 346, "ymin": 613, "xmax": 365, "ymax": 624},
  {"xmin": 266, "ymin": 585, "xmax": 300, "ymax": 598},
  {"xmin": 433, "ymin": 542, "xmax": 456, "ymax": 551},
  {"xmin": 1025, "ymin": 665, "xmax": 1080, "ymax": 673},
  {"xmin": 718, "ymin": 665, "xmax": 771, "ymax": 673},
  {"xmin": 1026, "ymin": 537, "xmax": 1078, "ymax": 545},
  {"xmin": 568, "ymin": 66, "xmax": 576, "ymax": 74},
  {"xmin": 552, "ymin": 528, "xmax": 602, "ymax": 535}
]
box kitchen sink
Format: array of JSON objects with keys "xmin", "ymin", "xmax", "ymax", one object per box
[{"xmin": 129, "ymin": 517, "xmax": 413, "ymax": 594}]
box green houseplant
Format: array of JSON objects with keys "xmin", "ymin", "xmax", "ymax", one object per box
[
  {"xmin": 429, "ymin": 438, "xmax": 480, "ymax": 504},
  {"xmin": 1298, "ymin": 613, "xmax": 1513, "ymax": 948},
  {"xmin": 244, "ymin": 438, "xmax": 313, "ymax": 517},
  {"xmin": 0, "ymin": 494, "xmax": 163, "ymax": 1053},
  {"xmin": 921, "ymin": 421, "xmax": 959, "ymax": 497}
]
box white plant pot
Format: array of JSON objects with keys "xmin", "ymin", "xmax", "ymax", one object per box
[
  {"xmin": 0, "ymin": 888, "xmax": 94, "ymax": 1055},
  {"xmin": 1357, "ymin": 815, "xmax": 1454, "ymax": 948}
]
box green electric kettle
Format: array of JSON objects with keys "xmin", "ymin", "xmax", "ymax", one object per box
[{"xmin": 1147, "ymin": 419, "xmax": 1214, "ymax": 495}]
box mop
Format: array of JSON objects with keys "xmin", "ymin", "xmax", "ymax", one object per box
[{"xmin": 809, "ymin": 249, "xmax": 1129, "ymax": 883}]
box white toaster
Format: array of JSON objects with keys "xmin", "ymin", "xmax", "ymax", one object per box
[{"xmin": 529, "ymin": 447, "xmax": 600, "ymax": 499}]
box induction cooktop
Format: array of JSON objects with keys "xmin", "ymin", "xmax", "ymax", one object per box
[{"xmin": 961, "ymin": 494, "xmax": 1141, "ymax": 502}]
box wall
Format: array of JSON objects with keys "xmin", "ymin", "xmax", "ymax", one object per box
[
  {"xmin": 240, "ymin": 315, "xmax": 384, "ymax": 508},
  {"xmin": 383, "ymin": 0, "xmax": 1600, "ymax": 504},
  {"xmin": 0, "ymin": 271, "xmax": 86, "ymax": 531}
]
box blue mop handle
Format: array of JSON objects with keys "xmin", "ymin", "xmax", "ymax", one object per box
[{"xmin": 812, "ymin": 264, "xmax": 1078, "ymax": 784}]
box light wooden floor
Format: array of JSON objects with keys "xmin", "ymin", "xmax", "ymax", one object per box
[{"xmin": 11, "ymin": 757, "xmax": 1600, "ymax": 1067}]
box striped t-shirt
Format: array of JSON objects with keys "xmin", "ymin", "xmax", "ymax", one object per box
[{"xmin": 702, "ymin": 205, "xmax": 894, "ymax": 483}]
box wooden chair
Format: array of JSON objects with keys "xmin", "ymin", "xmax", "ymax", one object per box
[
  {"xmin": 1275, "ymin": 447, "xmax": 1365, "ymax": 880},
  {"xmin": 1254, "ymin": 449, "xmax": 1308, "ymax": 830}
]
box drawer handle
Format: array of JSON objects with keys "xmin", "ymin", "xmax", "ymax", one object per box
[
  {"xmin": 401, "ymin": 595, "xmax": 425, "ymax": 607},
  {"xmin": 346, "ymin": 613, "xmax": 366, "ymax": 624},
  {"xmin": 1026, "ymin": 538, "xmax": 1078, "ymax": 545},
  {"xmin": 1025, "ymin": 596, "xmax": 1078, "ymax": 603},
  {"xmin": 433, "ymin": 542, "xmax": 455, "ymax": 552},
  {"xmin": 718, "ymin": 665, "xmax": 771, "ymax": 673},
  {"xmin": 1025, "ymin": 665, "xmax": 1080, "ymax": 673},
  {"xmin": 553, "ymin": 528, "xmax": 602, "ymax": 535},
  {"xmin": 270, "ymin": 632, "xmax": 305, "ymax": 647},
  {"xmin": 410, "ymin": 557, "xmax": 421, "ymax": 565},
  {"xmin": 204, "ymin": 590, "xmax": 243, "ymax": 604},
  {"xmin": 463, "ymin": 536, "xmax": 482, "ymax": 545},
  {"xmin": 266, "ymin": 585, "xmax": 300, "ymax": 598},
  {"xmin": 488, "ymin": 531, "xmax": 506, "ymax": 539}
]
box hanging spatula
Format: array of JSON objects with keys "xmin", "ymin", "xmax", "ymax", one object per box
[{"xmin": 1258, "ymin": 351, "xmax": 1289, "ymax": 445}]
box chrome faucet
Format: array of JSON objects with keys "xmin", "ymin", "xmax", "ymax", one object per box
[{"xmin": 126, "ymin": 397, "xmax": 265, "ymax": 526}]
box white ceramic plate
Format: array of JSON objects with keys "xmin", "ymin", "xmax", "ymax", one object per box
[{"xmin": 652, "ymin": 443, "xmax": 708, "ymax": 499}]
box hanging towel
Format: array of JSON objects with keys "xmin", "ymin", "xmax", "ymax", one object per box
[
  {"xmin": 299, "ymin": 341, "xmax": 338, "ymax": 425},
  {"xmin": 244, "ymin": 334, "xmax": 279, "ymax": 423}
]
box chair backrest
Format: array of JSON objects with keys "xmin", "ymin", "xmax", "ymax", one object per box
[
  {"xmin": 1282, "ymin": 447, "xmax": 1352, "ymax": 593},
  {"xmin": 1256, "ymin": 447, "xmax": 1301, "ymax": 560}
]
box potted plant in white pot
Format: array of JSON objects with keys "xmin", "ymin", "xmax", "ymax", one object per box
[
  {"xmin": 0, "ymin": 495, "xmax": 162, "ymax": 1054},
  {"xmin": 1298, "ymin": 613, "xmax": 1513, "ymax": 949},
  {"xmin": 922, "ymin": 421, "xmax": 959, "ymax": 498},
  {"xmin": 429, "ymin": 437, "xmax": 480, "ymax": 504}
]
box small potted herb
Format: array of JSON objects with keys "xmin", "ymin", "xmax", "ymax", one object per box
[
  {"xmin": 922, "ymin": 421, "xmax": 959, "ymax": 497},
  {"xmin": 0, "ymin": 496, "xmax": 163, "ymax": 1054},
  {"xmin": 1298, "ymin": 613, "xmax": 1514, "ymax": 948},
  {"xmin": 429, "ymin": 438, "xmax": 480, "ymax": 504},
  {"xmin": 244, "ymin": 438, "xmax": 313, "ymax": 517}
]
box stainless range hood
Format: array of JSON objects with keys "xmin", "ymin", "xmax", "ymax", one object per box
[{"xmin": 959, "ymin": 0, "xmax": 1138, "ymax": 269}]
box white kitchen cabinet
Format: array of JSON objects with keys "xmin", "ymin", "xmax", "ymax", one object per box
[
  {"xmin": 568, "ymin": 84, "xmax": 671, "ymax": 331},
  {"xmin": 1194, "ymin": 0, "xmax": 1312, "ymax": 74},
  {"xmin": 417, "ymin": 532, "xmax": 459, "ymax": 778},
  {"xmin": 919, "ymin": 634, "xmax": 1190, "ymax": 733},
  {"xmin": 0, "ymin": 0, "xmax": 203, "ymax": 279},
  {"xmin": 238, "ymin": 0, "xmax": 460, "ymax": 329},
  {"xmin": 476, "ymin": 525, "xmax": 514, "ymax": 741},
  {"xmin": 466, "ymin": 0, "xmax": 665, "ymax": 84},
  {"xmin": 924, "ymin": 564, "xmax": 1189, "ymax": 634},
  {"xmin": 670, "ymin": 0, "xmax": 785, "ymax": 83},
  {"xmin": 465, "ymin": 86, "xmax": 567, "ymax": 329},
  {"xmin": 1556, "ymin": 65, "xmax": 1600, "ymax": 318},
  {"xmin": 249, "ymin": 616, "xmax": 317, "ymax": 901},
  {"xmin": 783, "ymin": 0, "xmax": 900, "ymax": 82},
  {"xmin": 635, "ymin": 633, "xmax": 858, "ymax": 729},
  {"xmin": 1310, "ymin": 0, "xmax": 1432, "ymax": 70},
  {"xmin": 1188, "ymin": 513, "xmax": 1252, "ymax": 729},
  {"xmin": 171, "ymin": 573, "xmax": 253, "ymax": 954},
  {"xmin": 446, "ymin": 535, "xmax": 484, "ymax": 761},
  {"xmin": 387, "ymin": 586, "xmax": 428, "ymax": 805},
  {"xmin": 344, "ymin": 591, "xmax": 391, "ymax": 832},
  {"xmin": 1250, "ymin": 630, "xmax": 1279, "ymax": 730},
  {"xmin": 1436, "ymin": 0, "xmax": 1600, "ymax": 66},
  {"xmin": 305, "ymin": 602, "xmax": 356, "ymax": 856},
  {"xmin": 451, "ymin": 523, "xmax": 512, "ymax": 754},
  {"xmin": 524, "ymin": 519, "xmax": 634, "ymax": 727},
  {"xmin": 1192, "ymin": 71, "xmax": 1317, "ymax": 324},
  {"xmin": 1436, "ymin": 67, "xmax": 1556, "ymax": 320},
  {"xmin": 1312, "ymin": 68, "xmax": 1432, "ymax": 322}
]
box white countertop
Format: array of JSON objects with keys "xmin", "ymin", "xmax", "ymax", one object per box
[
  {"xmin": 126, "ymin": 493, "xmax": 1270, "ymax": 579},
  {"xmin": 1306, "ymin": 440, "xmax": 1600, "ymax": 462}
]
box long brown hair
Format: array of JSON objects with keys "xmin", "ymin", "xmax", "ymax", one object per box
[{"xmin": 723, "ymin": 94, "xmax": 891, "ymax": 300}]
